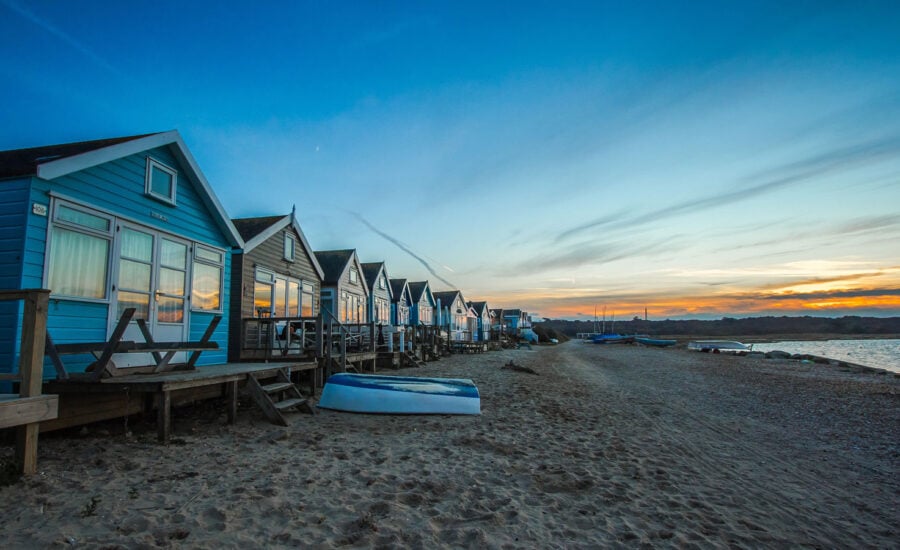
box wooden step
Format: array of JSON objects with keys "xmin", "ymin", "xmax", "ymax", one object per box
[
  {"xmin": 275, "ymin": 398, "xmax": 307, "ymax": 411},
  {"xmin": 261, "ymin": 382, "xmax": 293, "ymax": 394}
]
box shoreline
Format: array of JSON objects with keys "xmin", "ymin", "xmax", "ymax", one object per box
[{"xmin": 657, "ymin": 333, "xmax": 900, "ymax": 343}]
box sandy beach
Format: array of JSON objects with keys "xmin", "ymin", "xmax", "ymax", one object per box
[{"xmin": 1, "ymin": 342, "xmax": 897, "ymax": 548}]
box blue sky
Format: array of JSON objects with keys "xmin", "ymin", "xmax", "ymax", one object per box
[{"xmin": 2, "ymin": 1, "xmax": 899, "ymax": 319}]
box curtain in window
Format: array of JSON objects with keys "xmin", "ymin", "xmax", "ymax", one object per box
[{"xmin": 48, "ymin": 227, "xmax": 109, "ymax": 299}]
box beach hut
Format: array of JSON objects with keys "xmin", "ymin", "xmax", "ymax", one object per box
[
  {"xmin": 433, "ymin": 290, "xmax": 475, "ymax": 342},
  {"xmin": 503, "ymin": 309, "xmax": 527, "ymax": 335},
  {"xmin": 0, "ymin": 131, "xmax": 242, "ymax": 374},
  {"xmin": 229, "ymin": 211, "xmax": 324, "ymax": 361},
  {"xmin": 389, "ymin": 278, "xmax": 411, "ymax": 327},
  {"xmin": 467, "ymin": 301, "xmax": 492, "ymax": 342},
  {"xmin": 313, "ymin": 249, "xmax": 369, "ymax": 325},
  {"xmin": 407, "ymin": 281, "xmax": 435, "ymax": 327},
  {"xmin": 360, "ymin": 262, "xmax": 393, "ymax": 327},
  {"xmin": 490, "ymin": 308, "xmax": 505, "ymax": 339}
]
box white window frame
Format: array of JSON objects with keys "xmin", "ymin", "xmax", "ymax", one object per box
[
  {"xmin": 44, "ymin": 200, "xmax": 115, "ymax": 303},
  {"xmin": 191, "ymin": 243, "xmax": 225, "ymax": 313},
  {"xmin": 145, "ymin": 157, "xmax": 178, "ymax": 205},
  {"xmin": 283, "ymin": 234, "xmax": 295, "ymax": 262},
  {"xmin": 349, "ymin": 268, "xmax": 358, "ymax": 283}
]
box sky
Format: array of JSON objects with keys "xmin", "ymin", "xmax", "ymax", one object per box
[{"xmin": 1, "ymin": 1, "xmax": 899, "ymax": 320}]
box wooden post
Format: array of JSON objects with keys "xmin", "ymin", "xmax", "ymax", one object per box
[
  {"xmin": 226, "ymin": 381, "xmax": 238, "ymax": 424},
  {"xmin": 340, "ymin": 326, "xmax": 347, "ymax": 372},
  {"xmin": 16, "ymin": 290, "xmax": 50, "ymax": 475},
  {"xmin": 315, "ymin": 315, "xmax": 323, "ymax": 359},
  {"xmin": 157, "ymin": 391, "xmax": 171, "ymax": 443}
]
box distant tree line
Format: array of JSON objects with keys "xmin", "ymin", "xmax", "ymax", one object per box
[{"xmin": 534, "ymin": 316, "xmax": 900, "ymax": 337}]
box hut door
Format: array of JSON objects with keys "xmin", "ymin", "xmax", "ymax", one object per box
[{"xmin": 110, "ymin": 225, "xmax": 190, "ymax": 367}]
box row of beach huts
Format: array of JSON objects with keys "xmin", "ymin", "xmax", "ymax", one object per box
[{"xmin": 0, "ymin": 131, "xmax": 535, "ymax": 471}]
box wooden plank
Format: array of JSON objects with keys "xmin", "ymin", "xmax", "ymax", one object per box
[
  {"xmin": 133, "ymin": 342, "xmax": 219, "ymax": 352},
  {"xmin": 19, "ymin": 291, "xmax": 49, "ymax": 398},
  {"xmin": 136, "ymin": 319, "xmax": 162, "ymax": 365},
  {"xmin": 39, "ymin": 392, "xmax": 144, "ymax": 432},
  {"xmin": 53, "ymin": 341, "xmax": 137, "ymax": 354},
  {"xmin": 0, "ymin": 290, "xmax": 43, "ymax": 301},
  {"xmin": 44, "ymin": 333, "xmax": 69, "ymax": 380},
  {"xmin": 0, "ymin": 395, "xmax": 59, "ymax": 429},
  {"xmin": 90, "ymin": 307, "xmax": 136, "ymax": 380},
  {"xmin": 184, "ymin": 315, "xmax": 222, "ymax": 370}
]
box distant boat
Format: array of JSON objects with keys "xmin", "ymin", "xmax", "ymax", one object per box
[
  {"xmin": 317, "ymin": 373, "xmax": 481, "ymax": 415},
  {"xmin": 635, "ymin": 336, "xmax": 677, "ymax": 347},
  {"xmin": 592, "ymin": 334, "xmax": 635, "ymax": 344},
  {"xmin": 687, "ymin": 340, "xmax": 751, "ymax": 353}
]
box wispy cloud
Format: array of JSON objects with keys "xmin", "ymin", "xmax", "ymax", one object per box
[
  {"xmin": 351, "ymin": 212, "xmax": 455, "ymax": 288},
  {"xmin": 1, "ymin": 0, "xmax": 121, "ymax": 77},
  {"xmin": 556, "ymin": 135, "xmax": 900, "ymax": 242}
]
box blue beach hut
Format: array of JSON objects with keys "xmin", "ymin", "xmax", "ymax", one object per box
[{"xmin": 0, "ymin": 131, "xmax": 243, "ymax": 376}]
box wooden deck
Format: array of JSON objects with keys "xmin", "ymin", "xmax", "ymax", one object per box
[{"xmin": 44, "ymin": 361, "xmax": 319, "ymax": 443}]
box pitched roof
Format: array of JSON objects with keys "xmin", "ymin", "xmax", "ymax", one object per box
[
  {"xmin": 504, "ymin": 309, "xmax": 523, "ymax": 316},
  {"xmin": 389, "ymin": 278, "xmax": 408, "ymax": 301},
  {"xmin": 313, "ymin": 249, "xmax": 356, "ymax": 285},
  {"xmin": 408, "ymin": 281, "xmax": 430, "ymax": 302},
  {"xmin": 233, "ymin": 213, "xmax": 325, "ymax": 279},
  {"xmin": 231, "ymin": 215, "xmax": 285, "ymax": 242},
  {"xmin": 360, "ymin": 262, "xmax": 384, "ymax": 289},
  {"xmin": 433, "ymin": 290, "xmax": 465, "ymax": 309},
  {"xmin": 0, "ymin": 130, "xmax": 243, "ymax": 248},
  {"xmin": 0, "ymin": 133, "xmax": 158, "ymax": 179},
  {"xmin": 468, "ymin": 301, "xmax": 489, "ymax": 315}
]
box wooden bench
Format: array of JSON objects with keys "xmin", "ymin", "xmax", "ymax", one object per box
[{"xmin": 45, "ymin": 308, "xmax": 221, "ymax": 380}]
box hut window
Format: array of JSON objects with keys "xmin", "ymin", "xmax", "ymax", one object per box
[
  {"xmin": 47, "ymin": 202, "xmax": 113, "ymax": 300},
  {"xmin": 283, "ymin": 234, "xmax": 295, "ymax": 262},
  {"xmin": 145, "ymin": 157, "xmax": 177, "ymax": 205},
  {"xmin": 301, "ymin": 282, "xmax": 315, "ymax": 317},
  {"xmin": 287, "ymin": 281, "xmax": 300, "ymax": 316},
  {"xmin": 379, "ymin": 276, "xmax": 386, "ymax": 289},
  {"xmin": 191, "ymin": 244, "xmax": 224, "ymax": 311},
  {"xmin": 349, "ymin": 268, "xmax": 358, "ymax": 283}
]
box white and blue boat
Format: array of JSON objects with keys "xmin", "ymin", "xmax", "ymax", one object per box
[
  {"xmin": 687, "ymin": 340, "xmax": 751, "ymax": 353},
  {"xmin": 317, "ymin": 373, "xmax": 481, "ymax": 415},
  {"xmin": 635, "ymin": 336, "xmax": 677, "ymax": 347}
]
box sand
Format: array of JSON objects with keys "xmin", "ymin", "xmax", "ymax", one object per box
[{"xmin": 1, "ymin": 342, "xmax": 897, "ymax": 548}]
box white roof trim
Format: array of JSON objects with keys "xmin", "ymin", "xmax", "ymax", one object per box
[
  {"xmin": 35, "ymin": 130, "xmax": 243, "ymax": 248},
  {"xmin": 240, "ymin": 214, "xmax": 325, "ymax": 280}
]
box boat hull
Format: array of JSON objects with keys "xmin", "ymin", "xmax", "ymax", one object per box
[
  {"xmin": 687, "ymin": 340, "xmax": 751, "ymax": 352},
  {"xmin": 635, "ymin": 337, "xmax": 677, "ymax": 347},
  {"xmin": 317, "ymin": 373, "xmax": 481, "ymax": 415},
  {"xmin": 592, "ymin": 334, "xmax": 635, "ymax": 344}
]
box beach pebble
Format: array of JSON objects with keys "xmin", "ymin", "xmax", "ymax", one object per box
[{"xmin": 765, "ymin": 350, "xmax": 791, "ymax": 359}]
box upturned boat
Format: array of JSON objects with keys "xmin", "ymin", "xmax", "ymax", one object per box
[
  {"xmin": 592, "ymin": 333, "xmax": 635, "ymax": 344},
  {"xmin": 317, "ymin": 373, "xmax": 481, "ymax": 415},
  {"xmin": 687, "ymin": 340, "xmax": 751, "ymax": 353},
  {"xmin": 635, "ymin": 336, "xmax": 677, "ymax": 347}
]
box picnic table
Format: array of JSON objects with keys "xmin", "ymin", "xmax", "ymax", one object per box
[{"xmin": 45, "ymin": 308, "xmax": 221, "ymax": 380}]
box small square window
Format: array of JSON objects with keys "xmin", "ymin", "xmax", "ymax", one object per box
[
  {"xmin": 284, "ymin": 234, "xmax": 296, "ymax": 261},
  {"xmin": 145, "ymin": 157, "xmax": 177, "ymax": 204}
]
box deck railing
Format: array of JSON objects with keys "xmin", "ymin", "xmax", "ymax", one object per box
[
  {"xmin": 240, "ymin": 315, "xmax": 323, "ymax": 361},
  {"xmin": 0, "ymin": 289, "xmax": 58, "ymax": 475}
]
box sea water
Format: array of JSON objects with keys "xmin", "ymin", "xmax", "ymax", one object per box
[{"xmin": 753, "ymin": 339, "xmax": 900, "ymax": 374}]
